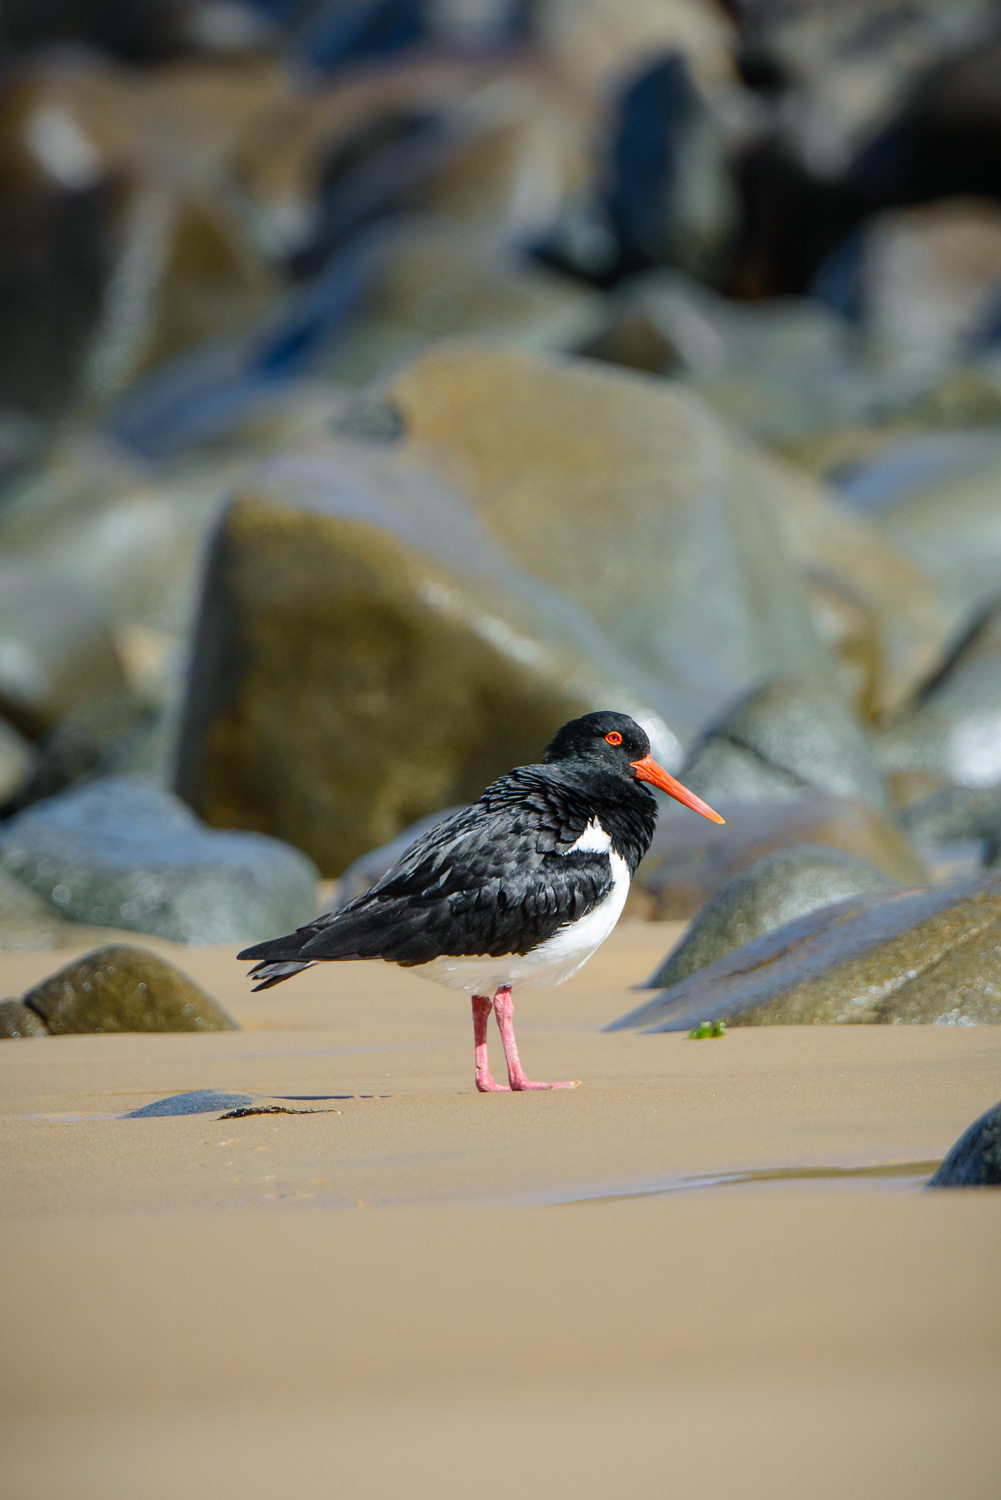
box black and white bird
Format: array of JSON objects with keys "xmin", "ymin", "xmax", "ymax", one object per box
[{"xmin": 238, "ymin": 711, "xmax": 723, "ymax": 1091}]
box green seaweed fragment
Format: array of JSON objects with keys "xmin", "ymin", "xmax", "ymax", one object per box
[{"xmin": 688, "ymin": 1020, "xmax": 727, "ymax": 1039}]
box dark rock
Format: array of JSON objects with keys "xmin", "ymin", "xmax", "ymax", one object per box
[
  {"xmin": 379, "ymin": 344, "xmax": 837, "ymax": 745},
  {"xmin": 123, "ymin": 1089, "xmax": 258, "ymax": 1118},
  {"xmin": 610, "ymin": 874, "xmax": 1001, "ymax": 1032},
  {"xmin": 877, "ymin": 599, "xmax": 1001, "ymax": 803},
  {"xmin": 900, "ymin": 783, "xmax": 1001, "ymax": 847},
  {"xmin": 836, "ymin": 429, "xmax": 1001, "ymax": 631},
  {"xmin": 0, "ymin": 776, "xmax": 319, "ymax": 945},
  {"xmin": 630, "ymin": 796, "xmax": 925, "ymax": 920},
  {"xmin": 645, "ymin": 845, "xmax": 900, "ymax": 990},
  {"xmin": 175, "ymin": 444, "xmax": 682, "ymax": 875},
  {"xmin": 680, "ymin": 679, "xmax": 891, "ymax": 811},
  {"xmin": 329, "ymin": 805, "xmax": 466, "ymax": 908},
  {"xmin": 927, "ymin": 1100, "xmax": 1001, "ymax": 1188},
  {"xmin": 0, "ymin": 998, "xmax": 48, "ymax": 1038},
  {"xmin": 0, "ymin": 559, "xmax": 127, "ymax": 737},
  {"xmin": 23, "ymin": 945, "xmax": 237, "ymax": 1035},
  {"xmin": 3, "ymin": 690, "xmax": 151, "ymax": 813}
]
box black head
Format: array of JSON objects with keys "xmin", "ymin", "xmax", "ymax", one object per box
[{"xmin": 543, "ymin": 711, "xmax": 725, "ymax": 823}]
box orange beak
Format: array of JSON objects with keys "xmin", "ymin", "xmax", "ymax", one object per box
[{"xmin": 630, "ymin": 755, "xmax": 725, "ymax": 824}]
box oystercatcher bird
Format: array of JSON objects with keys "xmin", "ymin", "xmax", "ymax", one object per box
[{"xmin": 239, "ymin": 711, "xmax": 723, "ymax": 1091}]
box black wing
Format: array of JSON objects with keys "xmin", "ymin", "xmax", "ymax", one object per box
[{"xmin": 238, "ymin": 768, "xmax": 614, "ymax": 973}]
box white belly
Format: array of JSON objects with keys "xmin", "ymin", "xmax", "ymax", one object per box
[{"xmin": 406, "ymin": 825, "xmax": 631, "ymax": 997}]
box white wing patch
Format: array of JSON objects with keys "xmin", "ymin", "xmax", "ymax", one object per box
[
  {"xmin": 409, "ymin": 817, "xmax": 631, "ymax": 996},
  {"xmin": 565, "ymin": 818, "xmax": 613, "ymax": 856}
]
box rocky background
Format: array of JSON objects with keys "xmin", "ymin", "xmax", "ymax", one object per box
[{"xmin": 3, "ymin": 0, "xmax": 1001, "ymax": 1036}]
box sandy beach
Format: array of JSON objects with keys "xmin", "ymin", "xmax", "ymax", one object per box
[{"xmin": 2, "ymin": 920, "xmax": 1000, "ymax": 1499}]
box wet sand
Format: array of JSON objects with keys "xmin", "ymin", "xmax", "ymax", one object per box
[{"xmin": 2, "ymin": 920, "xmax": 1000, "ymax": 1498}]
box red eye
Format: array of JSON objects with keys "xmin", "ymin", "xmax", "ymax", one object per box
[{"xmin": 605, "ymin": 731, "xmax": 623, "ymax": 745}]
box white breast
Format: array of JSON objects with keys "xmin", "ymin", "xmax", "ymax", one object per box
[{"xmin": 408, "ymin": 818, "xmax": 631, "ymax": 996}]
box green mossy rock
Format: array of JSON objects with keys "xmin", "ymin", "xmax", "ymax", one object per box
[
  {"xmin": 175, "ymin": 447, "xmax": 680, "ymax": 875},
  {"xmin": 22, "ymin": 945, "xmax": 238, "ymax": 1035},
  {"xmin": 646, "ymin": 844, "xmax": 900, "ymax": 990},
  {"xmin": 0, "ymin": 998, "xmax": 48, "ymax": 1037},
  {"xmin": 611, "ymin": 874, "xmax": 1001, "ymax": 1031}
]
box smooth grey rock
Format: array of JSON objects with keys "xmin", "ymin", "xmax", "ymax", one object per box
[
  {"xmin": 4, "ymin": 690, "xmax": 150, "ymax": 813},
  {"xmin": 646, "ymin": 845, "xmax": 900, "ymax": 990},
  {"xmin": 680, "ymin": 679, "xmax": 891, "ymax": 811},
  {"xmin": 900, "ymin": 783, "xmax": 1001, "ymax": 846},
  {"xmin": 0, "ymin": 998, "xmax": 48, "ymax": 1037},
  {"xmin": 0, "ymin": 865, "xmax": 69, "ymax": 950},
  {"xmin": 23, "ymin": 945, "xmax": 238, "ymax": 1034},
  {"xmin": 927, "ymin": 1100, "xmax": 1001, "ymax": 1187},
  {"xmin": 630, "ymin": 796, "xmax": 926, "ymax": 920},
  {"xmin": 611, "ymin": 874, "xmax": 1001, "ymax": 1032},
  {"xmin": 877, "ymin": 600, "xmax": 1001, "ymax": 799},
  {"xmin": 123, "ymin": 1089, "xmax": 258, "ymax": 1118},
  {"xmin": 0, "ymin": 776, "xmax": 319, "ymax": 945}
]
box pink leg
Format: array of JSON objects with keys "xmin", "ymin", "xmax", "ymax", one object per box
[
  {"xmin": 472, "ymin": 994, "xmax": 509, "ymax": 1092},
  {"xmin": 492, "ymin": 986, "xmax": 579, "ymax": 1091}
]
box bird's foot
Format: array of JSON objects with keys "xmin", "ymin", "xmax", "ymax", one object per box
[
  {"xmin": 509, "ymin": 1076, "xmax": 580, "ymax": 1091},
  {"xmin": 475, "ymin": 1072, "xmax": 511, "ymax": 1093}
]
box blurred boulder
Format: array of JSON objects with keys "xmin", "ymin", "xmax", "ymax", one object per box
[
  {"xmin": 376, "ymin": 343, "xmax": 836, "ymax": 744},
  {"xmin": 834, "ymin": 429, "xmax": 1001, "ymax": 630},
  {"xmin": 4, "ymin": 690, "xmax": 151, "ymax": 814},
  {"xmin": 0, "ymin": 776, "xmax": 319, "ymax": 944},
  {"xmin": 0, "ymin": 717, "xmax": 36, "ymax": 804},
  {"xmin": 0, "ymin": 866, "xmax": 71, "ymax": 951},
  {"xmin": 859, "ymin": 198, "xmax": 1001, "ymax": 383},
  {"xmin": 680, "ymin": 679, "xmax": 891, "ymax": 811},
  {"xmin": 0, "ymin": 558, "xmax": 126, "ymax": 737},
  {"xmin": 611, "ymin": 872, "xmax": 1001, "ymax": 1031},
  {"xmin": 21, "ymin": 944, "xmax": 237, "ymax": 1034},
  {"xmin": 928, "ymin": 1099, "xmax": 1001, "ymax": 1187},
  {"xmin": 877, "ymin": 599, "xmax": 1001, "ymax": 803},
  {"xmin": 0, "ymin": 998, "xmax": 48, "ymax": 1038},
  {"xmin": 645, "ymin": 844, "xmax": 900, "ymax": 990},
  {"xmin": 315, "ymin": 219, "xmax": 604, "ymax": 387},
  {"xmin": 631, "ymin": 795, "xmax": 925, "ymax": 920},
  {"xmin": 900, "ymin": 782, "xmax": 1001, "ymax": 848},
  {"xmin": 175, "ymin": 444, "xmax": 681, "ymax": 874}
]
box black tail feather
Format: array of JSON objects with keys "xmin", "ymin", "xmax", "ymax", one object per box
[{"xmin": 248, "ymin": 959, "xmax": 315, "ymax": 991}]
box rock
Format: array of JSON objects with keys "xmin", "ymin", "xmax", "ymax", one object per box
[
  {"xmin": 834, "ymin": 429, "xmax": 1001, "ymax": 630},
  {"xmin": 4, "ymin": 690, "xmax": 151, "ymax": 813},
  {"xmin": 860, "ymin": 199, "xmax": 1001, "ymax": 384},
  {"xmin": 329, "ymin": 806, "xmax": 467, "ymax": 908},
  {"xmin": 679, "ymin": 679, "xmax": 891, "ymax": 812},
  {"xmin": 927, "ymin": 1099, "xmax": 1001, "ymax": 1188},
  {"xmin": 376, "ymin": 343, "xmax": 836, "ymax": 744},
  {"xmin": 877, "ymin": 600, "xmax": 1001, "ymax": 803},
  {"xmin": 123, "ymin": 1089, "xmax": 258, "ymax": 1117},
  {"xmin": 537, "ymin": 0, "xmax": 736, "ymax": 104},
  {"xmin": 0, "ymin": 717, "xmax": 36, "ymax": 805},
  {"xmin": 0, "ymin": 776, "xmax": 319, "ymax": 945},
  {"xmin": 315, "ymin": 221, "xmax": 604, "ymax": 389},
  {"xmin": 645, "ymin": 845, "xmax": 900, "ymax": 990},
  {"xmin": 175, "ymin": 444, "xmax": 681, "ymax": 874},
  {"xmin": 631, "ymin": 795, "xmax": 926, "ymax": 920},
  {"xmin": 0, "ymin": 866, "xmax": 73, "ymax": 951},
  {"xmin": 0, "ymin": 999, "xmax": 49, "ymax": 1038},
  {"xmin": 22, "ymin": 945, "xmax": 238, "ymax": 1034},
  {"xmin": 610, "ymin": 874, "xmax": 1001, "ymax": 1032},
  {"xmin": 0, "ymin": 558, "xmax": 126, "ymax": 737},
  {"xmin": 900, "ymin": 783, "xmax": 1001, "ymax": 847}
]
